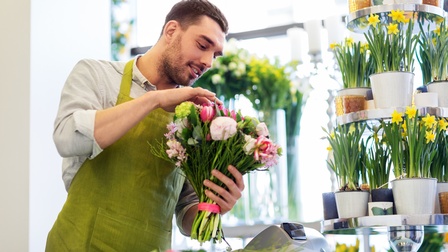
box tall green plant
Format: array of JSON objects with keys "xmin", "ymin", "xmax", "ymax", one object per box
[
  {"xmin": 361, "ymin": 124, "xmax": 392, "ymax": 189},
  {"xmin": 364, "ymin": 10, "xmax": 419, "ymax": 73},
  {"xmin": 324, "ymin": 122, "xmax": 367, "ymax": 191},
  {"xmin": 417, "ymin": 19, "xmax": 448, "ymax": 84},
  {"xmin": 330, "ymin": 38, "xmax": 374, "ymax": 88}
]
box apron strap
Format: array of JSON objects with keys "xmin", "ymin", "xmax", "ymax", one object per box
[{"xmin": 119, "ymin": 59, "xmax": 135, "ymax": 96}]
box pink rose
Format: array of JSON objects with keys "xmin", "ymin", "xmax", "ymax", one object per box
[
  {"xmin": 256, "ymin": 122, "xmax": 269, "ymax": 137},
  {"xmin": 200, "ymin": 105, "xmax": 216, "ymax": 122},
  {"xmin": 210, "ymin": 117, "xmax": 237, "ymax": 140},
  {"xmin": 253, "ymin": 136, "xmax": 276, "ymax": 161}
]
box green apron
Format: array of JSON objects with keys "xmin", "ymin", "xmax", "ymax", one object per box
[{"xmin": 46, "ymin": 60, "xmax": 185, "ymax": 252}]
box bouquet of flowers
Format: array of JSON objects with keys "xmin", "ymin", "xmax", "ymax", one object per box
[{"xmin": 150, "ymin": 101, "xmax": 282, "ymax": 244}]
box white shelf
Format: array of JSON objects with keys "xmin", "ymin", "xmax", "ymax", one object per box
[
  {"xmin": 336, "ymin": 106, "xmax": 448, "ymax": 125},
  {"xmin": 321, "ymin": 214, "xmax": 448, "ymax": 234}
]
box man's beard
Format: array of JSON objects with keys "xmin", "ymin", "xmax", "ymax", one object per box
[{"xmin": 159, "ymin": 35, "xmax": 196, "ymax": 87}]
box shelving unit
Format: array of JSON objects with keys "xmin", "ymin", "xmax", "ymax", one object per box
[
  {"xmin": 346, "ymin": 3, "xmax": 446, "ymax": 33},
  {"xmin": 323, "ymin": 3, "xmax": 447, "ymax": 251},
  {"xmin": 336, "ymin": 106, "xmax": 448, "ymax": 125}
]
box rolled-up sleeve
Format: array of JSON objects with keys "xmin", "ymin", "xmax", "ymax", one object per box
[
  {"xmin": 53, "ymin": 59, "xmax": 116, "ymax": 159},
  {"xmin": 175, "ymin": 180, "xmax": 199, "ymax": 236}
]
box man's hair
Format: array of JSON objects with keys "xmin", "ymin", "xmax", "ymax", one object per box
[{"xmin": 162, "ymin": 0, "xmax": 228, "ymax": 35}]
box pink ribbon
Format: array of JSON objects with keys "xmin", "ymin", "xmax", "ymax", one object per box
[{"xmin": 198, "ymin": 202, "xmax": 221, "ymax": 213}]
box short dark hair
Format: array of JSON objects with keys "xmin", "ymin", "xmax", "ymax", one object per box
[{"xmin": 163, "ymin": 0, "xmax": 229, "ymax": 35}]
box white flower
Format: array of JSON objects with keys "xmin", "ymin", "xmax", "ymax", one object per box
[
  {"xmin": 175, "ymin": 118, "xmax": 189, "ymax": 139},
  {"xmin": 256, "ymin": 122, "xmax": 269, "ymax": 137},
  {"xmin": 210, "ymin": 117, "xmax": 237, "ymax": 140},
  {"xmin": 228, "ymin": 61, "xmax": 237, "ymax": 71},
  {"xmin": 211, "ymin": 74, "xmax": 222, "ymax": 84},
  {"xmin": 243, "ymin": 134, "xmax": 256, "ymax": 154}
]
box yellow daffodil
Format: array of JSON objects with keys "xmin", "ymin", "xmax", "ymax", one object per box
[
  {"xmin": 426, "ymin": 130, "xmax": 436, "ymax": 143},
  {"xmin": 402, "ymin": 121, "xmax": 407, "ymax": 136},
  {"xmin": 387, "ymin": 23, "xmax": 399, "ymax": 35},
  {"xmin": 368, "ymin": 14, "xmax": 380, "ymax": 27},
  {"xmin": 345, "ymin": 37, "xmax": 354, "ymax": 45},
  {"xmin": 348, "ymin": 124, "xmax": 356, "ymax": 134},
  {"xmin": 388, "ymin": 9, "xmax": 406, "ymax": 23},
  {"xmin": 438, "ymin": 118, "xmax": 448, "ymax": 131},
  {"xmin": 391, "ymin": 110, "xmax": 403, "ymax": 124},
  {"xmin": 329, "ymin": 42, "xmax": 338, "ymax": 50},
  {"xmin": 405, "ymin": 106, "xmax": 417, "ymax": 119},
  {"xmin": 434, "ymin": 26, "xmax": 441, "ymax": 36},
  {"xmin": 422, "ymin": 113, "xmax": 436, "ymax": 128}
]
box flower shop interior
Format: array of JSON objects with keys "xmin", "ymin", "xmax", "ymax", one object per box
[{"xmin": 4, "ymin": 0, "xmax": 448, "ymax": 251}]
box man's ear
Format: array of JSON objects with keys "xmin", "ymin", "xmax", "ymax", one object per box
[{"xmin": 163, "ymin": 20, "xmax": 179, "ymax": 44}]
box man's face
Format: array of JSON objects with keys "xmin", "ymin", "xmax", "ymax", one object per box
[{"xmin": 160, "ymin": 16, "xmax": 226, "ymax": 87}]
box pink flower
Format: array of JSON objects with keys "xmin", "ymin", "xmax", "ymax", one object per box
[
  {"xmin": 210, "ymin": 117, "xmax": 237, "ymax": 140},
  {"xmin": 200, "ymin": 105, "xmax": 216, "ymax": 122},
  {"xmin": 229, "ymin": 110, "xmax": 237, "ymax": 120},
  {"xmin": 253, "ymin": 136, "xmax": 279, "ymax": 167},
  {"xmin": 164, "ymin": 122, "xmax": 178, "ymax": 139},
  {"xmin": 166, "ymin": 139, "xmax": 187, "ymax": 166},
  {"xmin": 255, "ymin": 122, "xmax": 269, "ymax": 137}
]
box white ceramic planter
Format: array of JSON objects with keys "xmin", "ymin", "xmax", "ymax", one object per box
[
  {"xmin": 391, "ymin": 178, "xmax": 437, "ymax": 215},
  {"xmin": 334, "ymin": 191, "xmax": 369, "ymax": 218},
  {"xmin": 370, "ymin": 71, "xmax": 414, "ymax": 109},
  {"xmin": 427, "ymin": 81, "xmax": 448, "ymax": 107},
  {"xmin": 337, "ymin": 87, "xmax": 371, "ymax": 97},
  {"xmin": 414, "ymin": 92, "xmax": 438, "ymax": 108}
]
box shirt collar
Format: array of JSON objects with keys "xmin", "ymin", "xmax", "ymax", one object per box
[{"xmin": 133, "ymin": 55, "xmax": 156, "ymax": 91}]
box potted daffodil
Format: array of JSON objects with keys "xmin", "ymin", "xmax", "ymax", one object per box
[
  {"xmin": 330, "ymin": 37, "xmax": 374, "ymax": 115},
  {"xmin": 381, "ymin": 106, "xmax": 438, "ymax": 215},
  {"xmin": 364, "ymin": 10, "xmax": 419, "ymax": 109},
  {"xmin": 324, "ymin": 122, "xmax": 370, "ymax": 218},
  {"xmin": 417, "ymin": 18, "xmax": 448, "ymax": 107}
]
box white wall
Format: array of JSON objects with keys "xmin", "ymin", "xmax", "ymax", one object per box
[
  {"xmin": 1, "ymin": 0, "xmax": 110, "ymax": 251},
  {"xmin": 1, "ymin": 1, "xmax": 31, "ymax": 251}
]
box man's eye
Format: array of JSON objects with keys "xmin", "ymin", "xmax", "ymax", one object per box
[{"xmin": 198, "ymin": 43, "xmax": 207, "ymax": 50}]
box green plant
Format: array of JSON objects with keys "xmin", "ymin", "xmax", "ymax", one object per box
[
  {"xmin": 361, "ymin": 124, "xmax": 392, "ymax": 189},
  {"xmin": 330, "ymin": 38, "xmax": 374, "ymax": 88},
  {"xmin": 364, "ymin": 10, "xmax": 419, "ymax": 74},
  {"xmin": 194, "ymin": 38, "xmax": 252, "ymax": 101},
  {"xmin": 111, "ymin": 0, "xmax": 134, "ymax": 60},
  {"xmin": 417, "ymin": 18, "xmax": 448, "ymax": 84},
  {"xmin": 429, "ymin": 117, "xmax": 448, "ymax": 182},
  {"xmin": 381, "ymin": 106, "xmax": 439, "ymax": 179},
  {"xmin": 244, "ymin": 56, "xmax": 293, "ymax": 122},
  {"xmin": 324, "ymin": 122, "xmax": 367, "ymax": 191}
]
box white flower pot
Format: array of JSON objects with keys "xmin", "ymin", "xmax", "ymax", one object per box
[
  {"xmin": 391, "ymin": 178, "xmax": 437, "ymax": 215},
  {"xmin": 414, "ymin": 92, "xmax": 438, "ymax": 108},
  {"xmin": 427, "ymin": 81, "xmax": 448, "ymax": 107},
  {"xmin": 369, "ymin": 71, "xmax": 414, "ymax": 109},
  {"xmin": 334, "ymin": 191, "xmax": 369, "ymax": 218}
]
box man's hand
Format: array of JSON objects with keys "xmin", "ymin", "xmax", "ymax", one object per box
[
  {"xmin": 203, "ymin": 165, "xmax": 245, "ymax": 215},
  {"xmin": 156, "ymin": 86, "xmax": 222, "ymax": 112}
]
